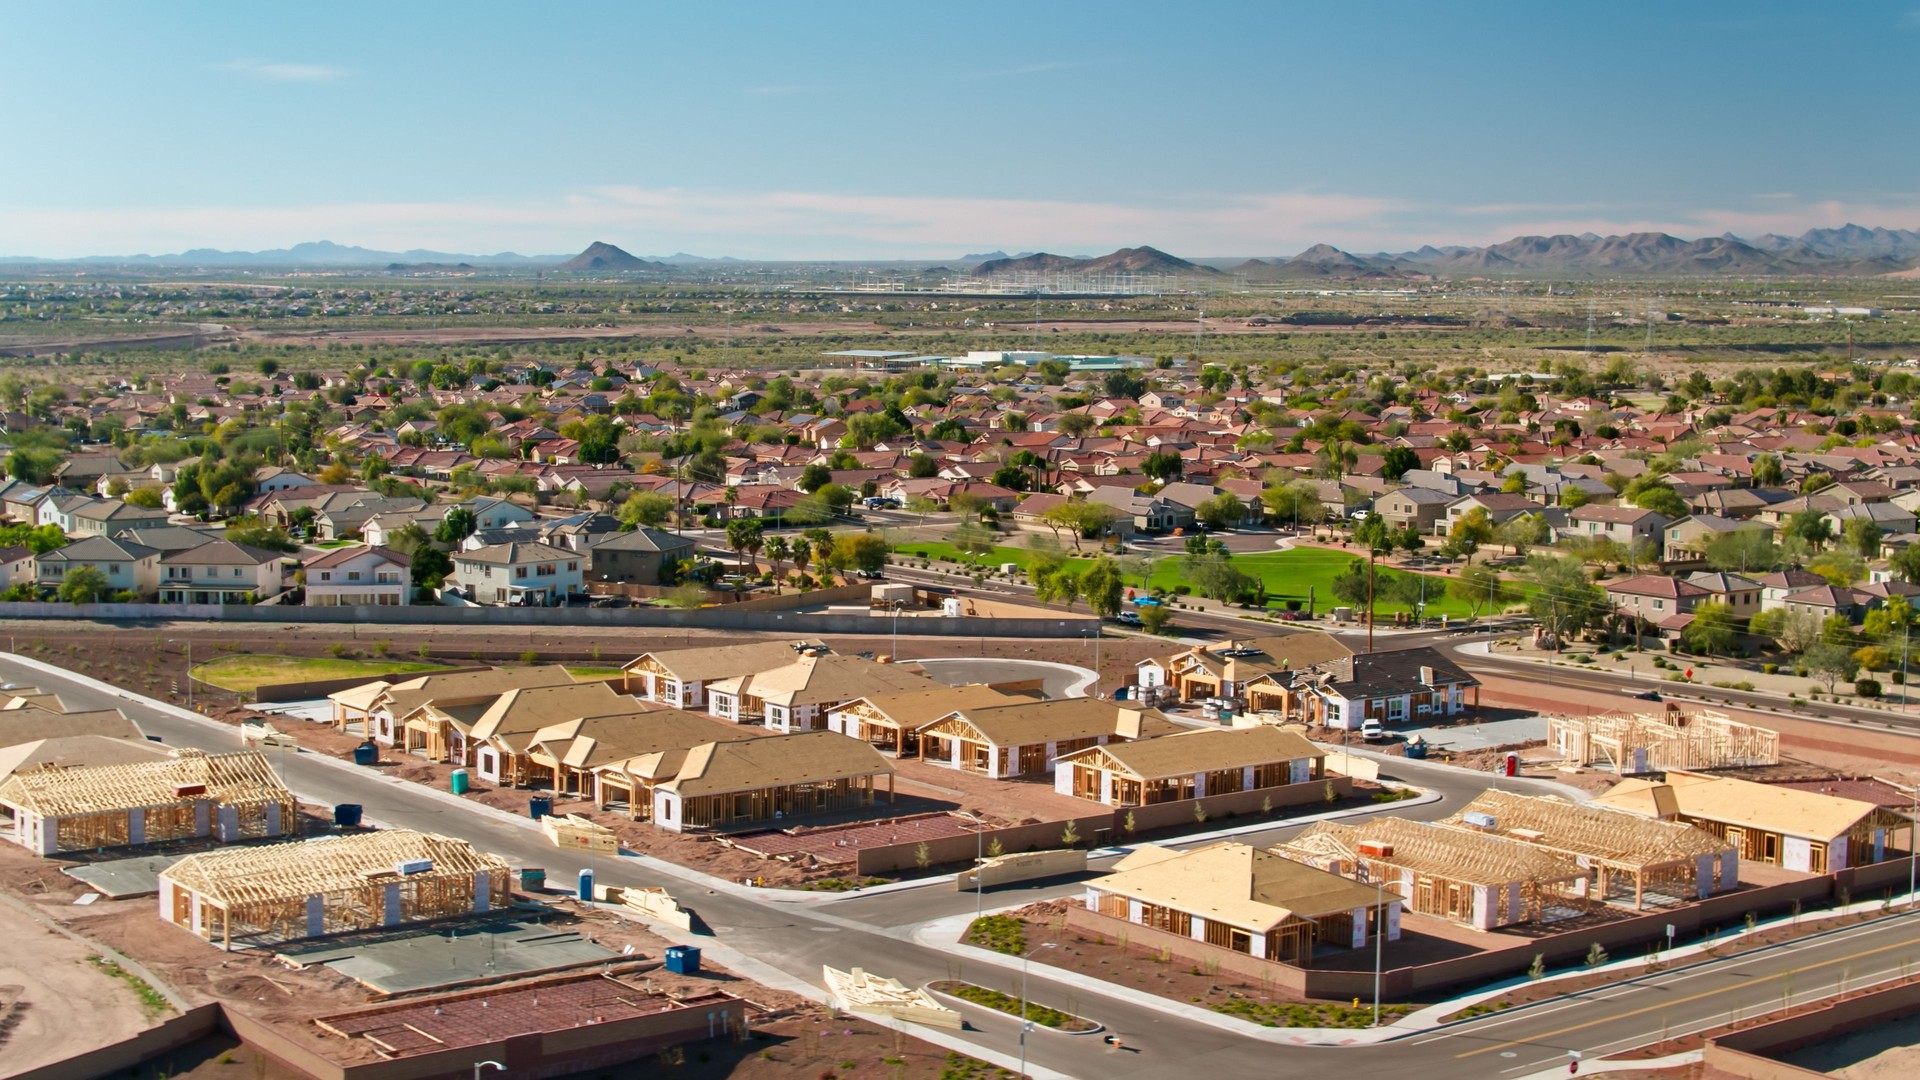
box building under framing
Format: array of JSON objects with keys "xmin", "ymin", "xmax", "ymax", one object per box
[
  {"xmin": 0, "ymin": 749, "xmax": 295, "ymax": 856},
  {"xmin": 914, "ymin": 698, "xmax": 1180, "ymax": 779},
  {"xmin": 1591, "ymin": 770, "xmax": 1905, "ymax": 873},
  {"xmin": 1272, "ymin": 818, "xmax": 1587, "ymax": 930},
  {"xmin": 330, "ymin": 666, "xmax": 577, "ymax": 745},
  {"xmin": 1438, "ymin": 790, "xmax": 1736, "ymax": 910},
  {"xmin": 1547, "ymin": 706, "xmax": 1779, "ymax": 774},
  {"xmin": 159, "ymin": 830, "xmax": 511, "ymax": 949},
  {"xmin": 704, "ymin": 654, "xmax": 943, "ymax": 732},
  {"xmin": 1083, "ymin": 841, "xmax": 1400, "ymax": 965},
  {"xmin": 1135, "ymin": 634, "xmax": 1354, "ymax": 706},
  {"xmin": 1051, "ymin": 726, "xmax": 1324, "ymax": 807}
]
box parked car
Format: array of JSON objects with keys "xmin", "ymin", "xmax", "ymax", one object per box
[
  {"xmin": 856, "ymin": 568, "xmax": 884, "ymax": 580},
  {"xmin": 1360, "ymin": 719, "xmax": 1386, "ymax": 742},
  {"xmin": 1113, "ymin": 611, "xmax": 1143, "ymax": 627},
  {"xmin": 1130, "ymin": 596, "xmax": 1163, "ymax": 607}
]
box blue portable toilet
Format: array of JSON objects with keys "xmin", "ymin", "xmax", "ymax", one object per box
[
  {"xmin": 664, "ymin": 945, "xmax": 701, "ymax": 974},
  {"xmin": 577, "ymin": 867, "xmax": 594, "ymax": 902}
]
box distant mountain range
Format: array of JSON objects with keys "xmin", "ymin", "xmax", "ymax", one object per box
[{"xmin": 4, "ymin": 226, "xmax": 1918, "ymax": 276}]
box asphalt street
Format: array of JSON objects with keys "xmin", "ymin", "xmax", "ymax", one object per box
[{"xmin": 12, "ymin": 652, "xmax": 1919, "ymax": 1078}]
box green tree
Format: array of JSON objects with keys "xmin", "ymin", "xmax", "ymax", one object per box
[
  {"xmin": 1494, "ymin": 513, "xmax": 1550, "ymax": 555},
  {"xmin": 1081, "ymin": 556, "xmax": 1125, "ymax": 618},
  {"xmin": 1703, "ymin": 528, "xmax": 1783, "ymax": 573},
  {"xmin": 619, "ymin": 490, "xmax": 674, "ymax": 529},
  {"xmin": 1681, "ymin": 601, "xmax": 1740, "ymax": 656},
  {"xmin": 410, "ymin": 545, "xmax": 452, "ymax": 590},
  {"xmin": 1141, "ymin": 449, "xmax": 1184, "ymax": 483},
  {"xmin": 725, "ymin": 518, "xmax": 765, "ymax": 571},
  {"xmin": 1751, "ymin": 453, "xmax": 1784, "ymax": 487},
  {"xmin": 797, "ymin": 463, "xmax": 833, "ymax": 493},
  {"xmin": 1806, "ymin": 641, "xmax": 1858, "ymax": 692},
  {"xmin": 1139, "ymin": 604, "xmax": 1174, "ymax": 635},
  {"xmin": 1844, "ymin": 518, "xmax": 1884, "ymax": 559},
  {"xmin": 1445, "ymin": 507, "xmax": 1494, "ymax": 563},
  {"xmin": 1188, "ymin": 552, "xmax": 1254, "ymax": 602},
  {"xmin": 434, "ymin": 506, "xmax": 477, "ymax": 545},
  {"xmin": 1195, "ymin": 492, "xmax": 1246, "ymax": 531},
  {"xmin": 1524, "ymin": 556, "xmax": 1608, "ymax": 650},
  {"xmin": 56, "ymin": 564, "xmax": 110, "ymax": 604},
  {"xmin": 1449, "ymin": 563, "xmax": 1517, "ymax": 618},
  {"xmin": 1785, "ymin": 509, "xmax": 1833, "ymax": 551},
  {"xmin": 1261, "ymin": 481, "xmax": 1325, "ymax": 528},
  {"xmin": 836, "ymin": 533, "xmax": 890, "ymax": 575},
  {"xmin": 1380, "ymin": 446, "xmax": 1419, "ymax": 482}
]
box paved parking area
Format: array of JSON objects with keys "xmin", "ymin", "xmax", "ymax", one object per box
[{"xmin": 1394, "ymin": 714, "xmax": 1549, "ymax": 752}]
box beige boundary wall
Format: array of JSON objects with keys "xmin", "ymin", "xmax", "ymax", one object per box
[
  {"xmin": 956, "ymin": 848, "xmax": 1088, "ymax": 890},
  {"xmin": 1703, "ymin": 979, "xmax": 1920, "ymax": 1079},
  {"xmin": 10, "ymin": 1005, "xmax": 223, "ymax": 1080}
]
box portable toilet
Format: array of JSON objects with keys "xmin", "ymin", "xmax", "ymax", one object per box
[
  {"xmin": 577, "ymin": 867, "xmax": 595, "ymax": 902},
  {"xmin": 450, "ymin": 769, "xmax": 470, "ymax": 795}
]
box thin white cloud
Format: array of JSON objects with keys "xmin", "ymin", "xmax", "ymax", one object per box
[
  {"xmin": 964, "ymin": 60, "xmax": 1086, "ymax": 79},
  {"xmin": 743, "ymin": 84, "xmax": 813, "ymax": 96},
  {"xmin": 217, "ymin": 59, "xmax": 349, "ymax": 83}
]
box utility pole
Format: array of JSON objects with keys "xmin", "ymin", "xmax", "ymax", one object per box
[{"xmin": 1365, "ymin": 550, "xmax": 1376, "ymax": 654}]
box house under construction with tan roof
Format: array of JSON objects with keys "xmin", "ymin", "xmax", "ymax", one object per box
[
  {"xmin": 1272, "ymin": 818, "xmax": 1588, "ymax": 930},
  {"xmin": 704, "ymin": 653, "xmax": 944, "ymax": 732},
  {"xmin": 1439, "ymin": 790, "xmax": 1736, "ymax": 910},
  {"xmin": 1052, "ymin": 726, "xmax": 1326, "ymax": 807},
  {"xmin": 914, "ymin": 697, "xmax": 1182, "ymax": 779},
  {"xmin": 535, "ymin": 706, "xmax": 759, "ymax": 800},
  {"xmin": 1590, "ymin": 770, "xmax": 1905, "ymax": 874},
  {"xmin": 330, "ymin": 665, "xmax": 578, "ymax": 746},
  {"xmin": 621, "ymin": 641, "xmax": 823, "ymax": 709},
  {"xmin": 648, "ymin": 730, "xmax": 894, "ymax": 832},
  {"xmin": 1083, "ymin": 841, "xmax": 1400, "ymax": 965},
  {"xmin": 160, "ymin": 830, "xmax": 510, "ymax": 949},
  {"xmin": 464, "ymin": 681, "xmax": 646, "ymax": 787},
  {"xmin": 0, "ymin": 749, "xmax": 296, "ymax": 856},
  {"xmin": 826, "ymin": 684, "xmax": 1024, "ymax": 756}
]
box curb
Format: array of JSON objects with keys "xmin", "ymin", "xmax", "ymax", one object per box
[{"xmin": 922, "ymin": 983, "xmax": 1105, "ymax": 1036}]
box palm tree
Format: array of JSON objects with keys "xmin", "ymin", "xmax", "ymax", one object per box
[{"xmin": 764, "ymin": 535, "xmax": 790, "ymax": 586}]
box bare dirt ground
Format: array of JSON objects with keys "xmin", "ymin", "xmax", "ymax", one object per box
[{"xmin": 0, "ymin": 899, "xmax": 159, "ymax": 1077}]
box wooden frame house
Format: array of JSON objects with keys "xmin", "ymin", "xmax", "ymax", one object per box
[
  {"xmin": 704, "ymin": 655, "xmax": 942, "ymax": 732},
  {"xmin": 1273, "ymin": 818, "xmax": 1587, "ymax": 930},
  {"xmin": 0, "ymin": 749, "xmax": 295, "ymax": 856},
  {"xmin": 825, "ymin": 685, "xmax": 1020, "ymax": 755},
  {"xmin": 160, "ymin": 830, "xmax": 510, "ymax": 949},
  {"xmin": 1591, "ymin": 771, "xmax": 1904, "ymax": 874},
  {"xmin": 1439, "ymin": 790, "xmax": 1735, "ymax": 910},
  {"xmin": 648, "ymin": 731, "xmax": 894, "ymax": 833},
  {"xmin": 464, "ymin": 682, "xmax": 643, "ymax": 788},
  {"xmin": 620, "ymin": 642, "xmax": 819, "ymax": 710}
]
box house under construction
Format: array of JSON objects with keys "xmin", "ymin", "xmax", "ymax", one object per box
[
  {"xmin": 1272, "ymin": 818, "xmax": 1588, "ymax": 930},
  {"xmin": 0, "ymin": 749, "xmax": 296, "ymax": 856},
  {"xmin": 1547, "ymin": 704, "xmax": 1779, "ymax": 774},
  {"xmin": 159, "ymin": 829, "xmax": 511, "ymax": 949},
  {"xmin": 1438, "ymin": 790, "xmax": 1737, "ymax": 910}
]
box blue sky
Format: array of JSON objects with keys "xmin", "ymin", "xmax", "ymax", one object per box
[{"xmin": 4, "ymin": 2, "xmax": 1918, "ymax": 259}]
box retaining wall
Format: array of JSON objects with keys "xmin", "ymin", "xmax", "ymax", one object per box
[
  {"xmin": 1703, "ymin": 979, "xmax": 1920, "ymax": 1080},
  {"xmin": 10, "ymin": 1004, "xmax": 223, "ymax": 1080}
]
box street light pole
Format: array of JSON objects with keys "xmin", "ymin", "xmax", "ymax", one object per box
[
  {"xmin": 1018, "ymin": 943, "xmax": 1057, "ymax": 1079},
  {"xmin": 474, "ymin": 1062, "xmax": 506, "ymax": 1080},
  {"xmin": 170, "ymin": 638, "xmax": 193, "ymax": 710},
  {"xmin": 1372, "ymin": 873, "xmax": 1384, "ymax": 1027}
]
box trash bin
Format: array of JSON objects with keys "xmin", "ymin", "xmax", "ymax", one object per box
[
  {"xmin": 352, "ymin": 743, "xmax": 377, "ymax": 766},
  {"xmin": 520, "ymin": 867, "xmax": 546, "ymax": 891},
  {"xmin": 333, "ymin": 804, "xmax": 363, "ymax": 827},
  {"xmin": 1404, "ymin": 740, "xmax": 1428, "ymax": 760},
  {"xmin": 529, "ymin": 795, "xmax": 552, "ymax": 820},
  {"xmin": 664, "ymin": 945, "xmax": 701, "ymax": 975},
  {"xmin": 451, "ymin": 769, "xmax": 470, "ymax": 795}
]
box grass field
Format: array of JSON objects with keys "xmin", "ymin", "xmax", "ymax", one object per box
[
  {"xmin": 191, "ymin": 654, "xmax": 448, "ymax": 692},
  {"xmin": 892, "ymin": 539, "xmax": 1524, "ymax": 618}
]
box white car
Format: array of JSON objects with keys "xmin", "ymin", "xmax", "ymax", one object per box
[{"xmin": 1360, "ymin": 719, "xmax": 1386, "ymax": 742}]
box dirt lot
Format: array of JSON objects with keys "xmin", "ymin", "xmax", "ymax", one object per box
[{"xmin": 0, "ymin": 899, "xmax": 161, "ymax": 1077}]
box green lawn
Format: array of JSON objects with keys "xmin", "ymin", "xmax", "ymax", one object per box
[
  {"xmin": 565, "ymin": 666, "xmax": 626, "ymax": 681},
  {"xmin": 891, "ymin": 538, "xmax": 1526, "ymax": 619},
  {"xmin": 1159, "ymin": 547, "xmax": 1530, "ymax": 618},
  {"xmin": 192, "ymin": 654, "xmax": 448, "ymax": 692}
]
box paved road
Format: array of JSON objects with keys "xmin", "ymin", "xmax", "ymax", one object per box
[{"xmin": 13, "ymin": 652, "xmax": 1919, "ymax": 1078}]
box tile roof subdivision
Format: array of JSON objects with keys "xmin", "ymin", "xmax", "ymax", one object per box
[
  {"xmin": 1055, "ymin": 726, "xmax": 1323, "ymax": 781},
  {"xmin": 1094, "ymin": 841, "xmax": 1385, "ymax": 932}
]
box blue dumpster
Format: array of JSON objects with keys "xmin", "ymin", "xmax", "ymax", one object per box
[
  {"xmin": 352, "ymin": 743, "xmax": 377, "ymax": 766},
  {"xmin": 520, "ymin": 867, "xmax": 546, "ymax": 891},
  {"xmin": 577, "ymin": 867, "xmax": 594, "ymax": 902},
  {"xmin": 529, "ymin": 795, "xmax": 552, "ymax": 820},
  {"xmin": 1404, "ymin": 739, "xmax": 1428, "ymax": 760},
  {"xmin": 333, "ymin": 804, "xmax": 363, "ymax": 827},
  {"xmin": 664, "ymin": 945, "xmax": 701, "ymax": 975}
]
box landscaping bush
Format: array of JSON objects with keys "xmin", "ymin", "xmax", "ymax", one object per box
[
  {"xmin": 1173, "ymin": 584, "xmax": 1192, "ymax": 595},
  {"xmin": 1762, "ymin": 663, "xmax": 1779, "ymax": 675},
  {"xmin": 1856, "ymin": 678, "xmax": 1883, "ymax": 698},
  {"xmin": 965, "ymin": 914, "xmax": 1026, "ymax": 955}
]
